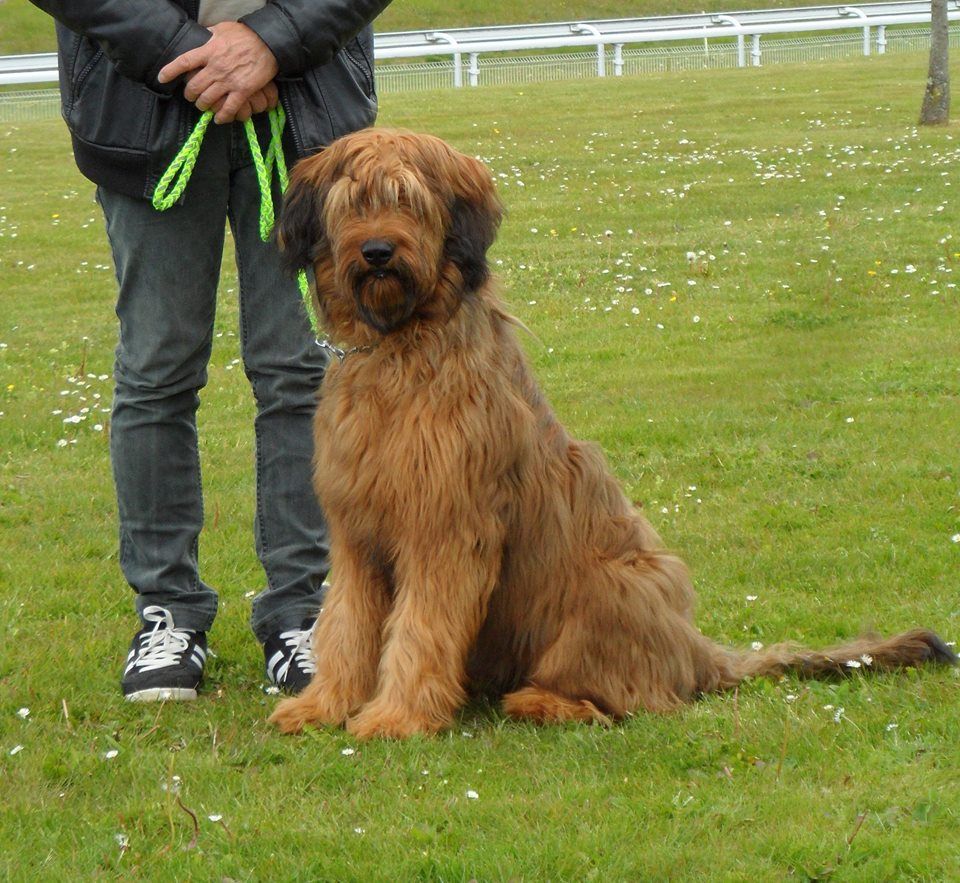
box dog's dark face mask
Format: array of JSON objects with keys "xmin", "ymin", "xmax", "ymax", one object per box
[{"xmin": 349, "ymin": 258, "xmax": 422, "ymax": 334}]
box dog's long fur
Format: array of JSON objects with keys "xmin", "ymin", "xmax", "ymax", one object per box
[{"xmin": 269, "ymin": 128, "xmax": 955, "ymax": 739}]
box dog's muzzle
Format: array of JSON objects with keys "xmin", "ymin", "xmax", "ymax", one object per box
[{"xmin": 352, "ymin": 261, "xmax": 419, "ymax": 334}]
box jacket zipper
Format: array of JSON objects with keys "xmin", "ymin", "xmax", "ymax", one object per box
[
  {"xmin": 279, "ymin": 86, "xmax": 305, "ymax": 157},
  {"xmin": 343, "ymin": 43, "xmax": 375, "ymax": 97},
  {"xmin": 170, "ymin": 0, "xmax": 200, "ymax": 186},
  {"xmin": 71, "ymin": 47, "xmax": 104, "ymax": 107}
]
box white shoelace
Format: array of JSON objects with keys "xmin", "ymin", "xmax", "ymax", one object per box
[
  {"xmin": 270, "ymin": 625, "xmax": 317, "ymax": 684},
  {"xmin": 126, "ymin": 605, "xmax": 202, "ymax": 674}
]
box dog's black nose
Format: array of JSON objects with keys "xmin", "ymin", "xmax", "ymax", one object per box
[{"xmin": 361, "ymin": 238, "xmax": 395, "ymax": 267}]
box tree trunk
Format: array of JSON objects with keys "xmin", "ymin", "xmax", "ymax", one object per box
[{"xmin": 919, "ymin": 0, "xmax": 950, "ymax": 125}]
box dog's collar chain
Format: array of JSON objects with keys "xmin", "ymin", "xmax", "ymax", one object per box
[{"xmin": 316, "ymin": 339, "xmax": 378, "ymax": 364}]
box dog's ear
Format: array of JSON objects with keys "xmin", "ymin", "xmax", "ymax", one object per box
[
  {"xmin": 276, "ymin": 151, "xmax": 337, "ymax": 276},
  {"xmin": 443, "ymin": 151, "xmax": 504, "ymax": 292},
  {"xmin": 276, "ymin": 174, "xmax": 325, "ymax": 277}
]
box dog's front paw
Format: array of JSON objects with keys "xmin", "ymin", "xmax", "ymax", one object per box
[
  {"xmin": 268, "ymin": 682, "xmax": 355, "ymax": 734},
  {"xmin": 346, "ymin": 700, "xmax": 451, "ymax": 740},
  {"xmin": 269, "ymin": 696, "xmax": 316, "ymax": 734}
]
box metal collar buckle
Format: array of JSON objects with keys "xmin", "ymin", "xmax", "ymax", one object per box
[{"xmin": 316, "ymin": 339, "xmax": 376, "ymax": 364}]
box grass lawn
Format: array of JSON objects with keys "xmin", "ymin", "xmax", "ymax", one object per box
[{"xmin": 1, "ymin": 53, "xmax": 959, "ymax": 880}]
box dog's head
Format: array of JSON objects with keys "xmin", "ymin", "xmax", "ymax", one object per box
[{"xmin": 277, "ymin": 128, "xmax": 504, "ymax": 337}]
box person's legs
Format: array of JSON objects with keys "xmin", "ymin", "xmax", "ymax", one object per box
[
  {"xmin": 99, "ymin": 123, "xmax": 234, "ymax": 634},
  {"xmin": 226, "ymin": 128, "xmax": 330, "ymax": 643}
]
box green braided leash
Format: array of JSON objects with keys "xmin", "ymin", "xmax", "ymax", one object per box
[
  {"xmin": 151, "ymin": 110, "xmax": 214, "ymax": 211},
  {"xmin": 241, "ymin": 104, "xmax": 286, "ymax": 240},
  {"xmin": 151, "ymin": 106, "xmax": 317, "ymax": 334}
]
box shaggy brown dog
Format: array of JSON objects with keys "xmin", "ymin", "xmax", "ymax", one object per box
[{"xmin": 269, "ymin": 129, "xmax": 955, "ymax": 739}]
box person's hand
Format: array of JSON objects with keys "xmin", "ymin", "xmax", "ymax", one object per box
[
  {"xmin": 207, "ymin": 80, "xmax": 279, "ymax": 123},
  {"xmin": 158, "ymin": 21, "xmax": 279, "ymax": 124}
]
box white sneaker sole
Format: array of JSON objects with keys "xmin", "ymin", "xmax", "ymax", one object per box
[{"xmin": 124, "ymin": 687, "xmax": 198, "ymax": 702}]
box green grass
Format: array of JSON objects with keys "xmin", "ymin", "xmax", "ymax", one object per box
[{"xmin": 2, "ymin": 54, "xmax": 959, "ymax": 880}]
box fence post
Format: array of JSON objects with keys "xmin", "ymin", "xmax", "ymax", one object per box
[
  {"xmin": 711, "ymin": 15, "xmax": 745, "ymax": 68},
  {"xmin": 613, "ymin": 43, "xmax": 624, "ymax": 76},
  {"xmin": 876, "ymin": 24, "xmax": 887, "ymax": 54},
  {"xmin": 570, "ymin": 23, "xmax": 606, "ymax": 77},
  {"xmin": 838, "ymin": 7, "xmax": 871, "ymax": 56},
  {"xmin": 751, "ymin": 33, "xmax": 761, "ymax": 66},
  {"xmin": 468, "ymin": 53, "xmax": 480, "ymax": 86},
  {"xmin": 425, "ymin": 32, "xmax": 463, "ymax": 86}
]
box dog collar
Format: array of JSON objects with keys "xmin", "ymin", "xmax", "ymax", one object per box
[{"xmin": 316, "ymin": 339, "xmax": 377, "ymax": 364}]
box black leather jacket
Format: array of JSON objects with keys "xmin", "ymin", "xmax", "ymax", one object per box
[{"xmin": 30, "ymin": 0, "xmax": 391, "ymax": 198}]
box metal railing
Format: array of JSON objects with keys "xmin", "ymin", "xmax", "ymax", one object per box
[
  {"xmin": 0, "ymin": 52, "xmax": 58, "ymax": 85},
  {"xmin": 375, "ymin": 26, "xmax": 959, "ymax": 92},
  {"xmin": 2, "ymin": 1, "xmax": 959, "ymax": 87}
]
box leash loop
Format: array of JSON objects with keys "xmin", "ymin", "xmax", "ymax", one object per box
[{"xmin": 151, "ymin": 110, "xmax": 214, "ymax": 211}]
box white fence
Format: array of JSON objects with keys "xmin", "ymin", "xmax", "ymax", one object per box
[
  {"xmin": 1, "ymin": 2, "xmax": 958, "ymax": 120},
  {"xmin": 374, "ymin": 26, "xmax": 958, "ymax": 91},
  {"xmin": 372, "ymin": 0, "xmax": 960, "ymax": 85}
]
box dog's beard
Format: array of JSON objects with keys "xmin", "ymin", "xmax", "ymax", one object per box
[{"xmin": 350, "ymin": 263, "xmax": 421, "ymax": 334}]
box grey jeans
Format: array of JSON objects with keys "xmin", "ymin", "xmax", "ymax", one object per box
[{"xmin": 97, "ymin": 120, "xmax": 329, "ymax": 642}]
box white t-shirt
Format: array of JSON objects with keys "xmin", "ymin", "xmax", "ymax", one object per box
[{"xmin": 198, "ymin": 0, "xmax": 267, "ymax": 26}]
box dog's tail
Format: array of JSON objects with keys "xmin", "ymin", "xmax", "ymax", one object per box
[{"xmin": 713, "ymin": 628, "xmax": 956, "ymax": 687}]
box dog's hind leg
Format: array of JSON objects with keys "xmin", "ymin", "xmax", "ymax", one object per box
[
  {"xmin": 270, "ymin": 540, "xmax": 391, "ymax": 734},
  {"xmin": 502, "ymin": 686, "xmax": 613, "ymax": 726},
  {"xmin": 501, "ymin": 556, "xmax": 713, "ymax": 722}
]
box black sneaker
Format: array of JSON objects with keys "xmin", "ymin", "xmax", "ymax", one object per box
[
  {"xmin": 263, "ymin": 618, "xmax": 316, "ymax": 693},
  {"xmin": 121, "ymin": 606, "xmax": 207, "ymax": 702}
]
